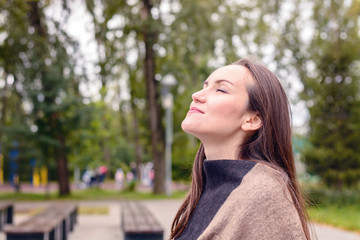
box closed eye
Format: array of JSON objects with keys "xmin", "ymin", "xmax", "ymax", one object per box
[
  {"xmin": 217, "ymin": 89, "xmax": 228, "ymax": 93},
  {"xmin": 202, "ymin": 81, "xmax": 209, "ymax": 89}
]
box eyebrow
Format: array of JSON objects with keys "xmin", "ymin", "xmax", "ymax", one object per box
[{"xmin": 204, "ymin": 79, "xmax": 235, "ymax": 86}]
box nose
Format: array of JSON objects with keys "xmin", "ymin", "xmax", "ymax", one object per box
[{"xmin": 192, "ymin": 89, "xmax": 206, "ymax": 103}]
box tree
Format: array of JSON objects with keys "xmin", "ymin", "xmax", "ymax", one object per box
[
  {"xmin": 8, "ymin": 0, "xmax": 358, "ymax": 193},
  {"xmin": 140, "ymin": 0, "xmax": 166, "ymax": 193},
  {"xmin": 279, "ymin": 0, "xmax": 360, "ymax": 188},
  {"xmin": 0, "ymin": 0, "xmax": 82, "ymax": 195},
  {"xmin": 83, "ymin": 0, "xmax": 167, "ymax": 193}
]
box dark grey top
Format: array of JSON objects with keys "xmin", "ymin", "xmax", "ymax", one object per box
[{"xmin": 177, "ymin": 159, "xmax": 256, "ymax": 240}]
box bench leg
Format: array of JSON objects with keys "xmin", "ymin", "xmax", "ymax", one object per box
[
  {"xmin": 70, "ymin": 210, "xmax": 77, "ymax": 231},
  {"xmin": 62, "ymin": 218, "xmax": 68, "ymax": 240},
  {"xmin": 0, "ymin": 210, "xmax": 3, "ymax": 231},
  {"xmin": 69, "ymin": 213, "xmax": 73, "ymax": 231},
  {"xmin": 124, "ymin": 233, "xmax": 164, "ymax": 240},
  {"xmin": 6, "ymin": 233, "xmax": 46, "ymax": 240},
  {"xmin": 7, "ymin": 206, "xmax": 13, "ymax": 224},
  {"xmin": 50, "ymin": 224, "xmax": 62, "ymax": 240},
  {"xmin": 49, "ymin": 228, "xmax": 55, "ymax": 240},
  {"xmin": 66, "ymin": 216, "xmax": 71, "ymax": 233}
]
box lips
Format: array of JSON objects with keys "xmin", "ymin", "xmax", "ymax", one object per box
[{"xmin": 188, "ymin": 106, "xmax": 204, "ymax": 114}]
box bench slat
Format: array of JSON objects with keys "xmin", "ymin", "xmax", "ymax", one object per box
[
  {"xmin": 122, "ymin": 201, "xmax": 164, "ymax": 237},
  {"xmin": 5, "ymin": 203, "xmax": 77, "ymax": 234},
  {"xmin": 0, "ymin": 202, "xmax": 12, "ymax": 210}
]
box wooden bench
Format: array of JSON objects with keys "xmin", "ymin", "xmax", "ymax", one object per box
[
  {"xmin": 121, "ymin": 201, "xmax": 164, "ymax": 240},
  {"xmin": 0, "ymin": 201, "xmax": 13, "ymax": 231},
  {"xmin": 4, "ymin": 203, "xmax": 78, "ymax": 240}
]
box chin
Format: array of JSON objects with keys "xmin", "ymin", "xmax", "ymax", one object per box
[
  {"xmin": 181, "ymin": 124, "xmax": 202, "ymax": 140},
  {"xmin": 182, "ymin": 118, "xmax": 208, "ymax": 139},
  {"xmin": 181, "ymin": 120, "xmax": 191, "ymax": 133}
]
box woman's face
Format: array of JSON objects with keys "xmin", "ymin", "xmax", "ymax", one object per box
[{"xmin": 181, "ymin": 65, "xmax": 253, "ymax": 144}]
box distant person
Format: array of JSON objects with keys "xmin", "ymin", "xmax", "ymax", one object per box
[
  {"xmin": 130, "ymin": 162, "xmax": 137, "ymax": 181},
  {"xmin": 149, "ymin": 167, "xmax": 154, "ymax": 186},
  {"xmin": 98, "ymin": 165, "xmax": 107, "ymax": 184},
  {"xmin": 126, "ymin": 171, "xmax": 134, "ymax": 183},
  {"xmin": 81, "ymin": 168, "xmax": 91, "ymax": 188},
  {"xmin": 171, "ymin": 59, "xmax": 312, "ymax": 239},
  {"xmin": 115, "ymin": 168, "xmax": 124, "ymax": 189},
  {"xmin": 89, "ymin": 169, "xmax": 97, "ymax": 187}
]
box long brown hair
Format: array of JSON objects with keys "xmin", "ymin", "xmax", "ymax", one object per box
[{"xmin": 170, "ymin": 58, "xmax": 311, "ymax": 239}]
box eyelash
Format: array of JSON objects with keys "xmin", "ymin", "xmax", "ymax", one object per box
[
  {"xmin": 201, "ymin": 84, "xmax": 227, "ymax": 93},
  {"xmin": 217, "ymin": 89, "xmax": 227, "ymax": 93}
]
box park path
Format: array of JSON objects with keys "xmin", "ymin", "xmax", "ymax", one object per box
[{"xmin": 0, "ymin": 200, "xmax": 359, "ymax": 240}]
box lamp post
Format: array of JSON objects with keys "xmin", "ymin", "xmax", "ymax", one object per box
[{"xmin": 161, "ymin": 74, "xmax": 177, "ymax": 196}]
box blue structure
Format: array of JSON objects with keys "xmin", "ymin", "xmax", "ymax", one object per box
[
  {"xmin": 9, "ymin": 141, "xmax": 19, "ymax": 189},
  {"xmin": 30, "ymin": 158, "xmax": 36, "ymax": 184}
]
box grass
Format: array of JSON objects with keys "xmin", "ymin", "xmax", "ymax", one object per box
[
  {"xmin": 78, "ymin": 206, "xmax": 109, "ymax": 215},
  {"xmin": 308, "ymin": 205, "xmax": 360, "ymax": 232},
  {"xmin": 3, "ymin": 182, "xmax": 359, "ymax": 232},
  {"xmin": 0, "ymin": 188, "xmax": 187, "ymax": 217},
  {"xmin": 304, "ymin": 183, "xmax": 360, "ymax": 232},
  {"xmin": 0, "ymin": 192, "xmax": 59, "ymax": 201},
  {"xmin": 0, "ymin": 188, "xmax": 187, "ymax": 201}
]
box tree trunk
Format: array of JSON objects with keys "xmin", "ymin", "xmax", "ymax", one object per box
[
  {"xmin": 104, "ymin": 144, "xmax": 111, "ymax": 178},
  {"xmin": 0, "ymin": 73, "xmax": 8, "ymax": 144},
  {"xmin": 141, "ymin": 0, "xmax": 165, "ymax": 194},
  {"xmin": 28, "ymin": 1, "xmax": 71, "ymax": 196},
  {"xmin": 119, "ymin": 102, "xmax": 129, "ymax": 139},
  {"xmin": 56, "ymin": 133, "xmax": 70, "ymax": 195},
  {"xmin": 0, "ymin": 73, "xmax": 7, "ymax": 127},
  {"xmin": 130, "ymin": 98, "xmax": 143, "ymax": 182}
]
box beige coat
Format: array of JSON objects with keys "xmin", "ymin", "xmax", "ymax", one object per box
[{"xmin": 198, "ymin": 163, "xmax": 306, "ymax": 240}]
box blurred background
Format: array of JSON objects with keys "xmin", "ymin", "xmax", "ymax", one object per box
[{"xmin": 0, "ymin": 0, "xmax": 359, "ymax": 234}]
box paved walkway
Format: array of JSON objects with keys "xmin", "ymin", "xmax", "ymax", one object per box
[{"xmin": 1, "ymin": 200, "xmax": 359, "ymax": 240}]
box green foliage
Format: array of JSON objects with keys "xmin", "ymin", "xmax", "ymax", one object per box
[
  {"xmin": 172, "ymin": 134, "xmax": 199, "ymax": 182},
  {"xmin": 0, "ymin": 1, "xmax": 84, "ymax": 194},
  {"xmin": 2, "ymin": 0, "xmax": 360, "ymax": 191},
  {"xmin": 0, "ymin": 192, "xmax": 58, "ymax": 201},
  {"xmin": 303, "ymin": 1, "xmax": 360, "ymax": 188},
  {"xmin": 67, "ymin": 102, "xmax": 135, "ymax": 172},
  {"xmin": 280, "ymin": 0, "xmax": 360, "ymax": 188},
  {"xmin": 306, "ymin": 186, "xmax": 360, "ymax": 206},
  {"xmin": 125, "ymin": 180, "xmax": 136, "ymax": 192}
]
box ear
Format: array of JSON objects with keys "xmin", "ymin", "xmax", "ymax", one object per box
[{"xmin": 241, "ymin": 112, "xmax": 262, "ymax": 131}]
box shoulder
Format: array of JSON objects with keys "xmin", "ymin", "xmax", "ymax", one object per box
[
  {"xmin": 236, "ymin": 162, "xmax": 290, "ymax": 203},
  {"xmin": 247, "ymin": 162, "xmax": 287, "ymax": 185},
  {"xmin": 213, "ymin": 162, "xmax": 294, "ymax": 215},
  {"xmin": 227, "ymin": 163, "xmax": 304, "ymax": 238},
  {"xmin": 198, "ymin": 162, "xmax": 306, "ymax": 240}
]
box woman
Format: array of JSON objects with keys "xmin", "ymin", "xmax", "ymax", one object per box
[{"xmin": 170, "ymin": 58, "xmax": 312, "ymax": 240}]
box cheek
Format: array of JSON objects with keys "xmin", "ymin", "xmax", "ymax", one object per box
[
  {"xmin": 213, "ymin": 102, "xmax": 245, "ymax": 119},
  {"xmin": 210, "ymin": 103, "xmax": 248, "ymax": 129}
]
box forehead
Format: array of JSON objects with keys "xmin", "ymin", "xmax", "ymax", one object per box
[{"xmin": 206, "ymin": 65, "xmax": 252, "ymax": 85}]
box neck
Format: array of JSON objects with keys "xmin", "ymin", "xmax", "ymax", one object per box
[
  {"xmin": 202, "ymin": 142, "xmax": 240, "ymax": 160},
  {"xmin": 199, "ymin": 132, "xmax": 247, "ymax": 160}
]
